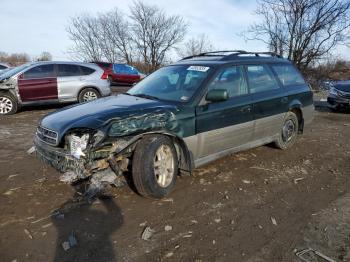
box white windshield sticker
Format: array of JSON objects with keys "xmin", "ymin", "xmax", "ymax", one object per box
[{"xmin": 187, "ymin": 66, "xmax": 210, "ymax": 72}]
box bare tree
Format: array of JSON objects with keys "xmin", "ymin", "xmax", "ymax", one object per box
[
  {"xmin": 66, "ymin": 14, "xmax": 103, "ymax": 62},
  {"xmin": 177, "ymin": 34, "xmax": 214, "ymax": 58},
  {"xmin": 66, "ymin": 1, "xmax": 187, "ymax": 70},
  {"xmin": 99, "ymin": 9, "xmax": 134, "ymax": 64},
  {"xmin": 0, "ymin": 51, "xmax": 30, "ymax": 66},
  {"xmin": 130, "ymin": 1, "xmax": 188, "ymax": 73},
  {"xmin": 246, "ymin": 0, "xmax": 350, "ymax": 71},
  {"xmin": 37, "ymin": 51, "xmax": 52, "ymax": 61}
]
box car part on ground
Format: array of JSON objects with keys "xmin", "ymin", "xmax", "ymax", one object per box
[
  {"xmin": 0, "ymin": 61, "xmax": 111, "ymax": 115},
  {"xmin": 32, "ymin": 50, "xmax": 314, "ymax": 198}
]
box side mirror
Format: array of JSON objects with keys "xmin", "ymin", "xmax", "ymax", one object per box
[{"xmin": 206, "ymin": 89, "xmax": 228, "ymax": 102}]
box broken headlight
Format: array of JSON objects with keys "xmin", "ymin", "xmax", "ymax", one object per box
[{"xmin": 68, "ymin": 134, "xmax": 89, "ymax": 159}]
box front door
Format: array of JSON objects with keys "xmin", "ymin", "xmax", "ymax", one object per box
[
  {"xmin": 195, "ymin": 65, "xmax": 254, "ymax": 158},
  {"xmin": 18, "ymin": 64, "xmax": 57, "ymax": 102}
]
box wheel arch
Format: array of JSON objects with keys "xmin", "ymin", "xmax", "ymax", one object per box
[
  {"xmin": 288, "ymin": 100, "xmax": 304, "ymax": 133},
  {"xmin": 121, "ymin": 131, "xmax": 194, "ymax": 175}
]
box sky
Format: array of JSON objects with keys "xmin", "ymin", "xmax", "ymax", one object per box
[{"xmin": 1, "ymin": 0, "xmax": 349, "ymax": 61}]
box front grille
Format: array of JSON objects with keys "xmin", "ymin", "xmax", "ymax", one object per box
[
  {"xmin": 337, "ymin": 89, "xmax": 350, "ymax": 99},
  {"xmin": 36, "ymin": 126, "xmax": 58, "ymax": 145}
]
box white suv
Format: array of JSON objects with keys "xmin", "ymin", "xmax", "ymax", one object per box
[{"xmin": 0, "ymin": 61, "xmax": 111, "ymax": 115}]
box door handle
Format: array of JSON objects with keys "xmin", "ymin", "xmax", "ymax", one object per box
[
  {"xmin": 240, "ymin": 106, "xmax": 251, "ymax": 113},
  {"xmin": 281, "ymin": 97, "xmax": 288, "ymax": 104}
]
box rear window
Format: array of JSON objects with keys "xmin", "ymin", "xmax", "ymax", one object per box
[
  {"xmin": 58, "ymin": 64, "xmax": 81, "ymax": 77},
  {"xmin": 246, "ymin": 65, "xmax": 280, "ymax": 94},
  {"xmin": 23, "ymin": 64, "xmax": 55, "ymax": 79},
  {"xmin": 81, "ymin": 66, "xmax": 95, "ymax": 75},
  {"xmin": 271, "ymin": 64, "xmax": 305, "ymax": 86}
]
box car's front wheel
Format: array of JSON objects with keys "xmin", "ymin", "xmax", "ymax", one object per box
[
  {"xmin": 78, "ymin": 88, "xmax": 101, "ymax": 103},
  {"xmin": 274, "ymin": 111, "xmax": 299, "ymax": 149},
  {"xmin": 0, "ymin": 92, "xmax": 18, "ymax": 115},
  {"xmin": 132, "ymin": 135, "xmax": 178, "ymax": 198}
]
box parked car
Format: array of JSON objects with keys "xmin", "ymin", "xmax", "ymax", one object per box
[
  {"xmin": 0, "ymin": 67, "xmax": 13, "ymax": 77},
  {"xmin": 93, "ymin": 62, "xmax": 142, "ymax": 85},
  {"xmin": 0, "ymin": 61, "xmax": 111, "ymax": 115},
  {"xmin": 327, "ymin": 80, "xmax": 350, "ymax": 110},
  {"xmin": 0, "ymin": 63, "xmax": 10, "ymax": 72},
  {"xmin": 33, "ymin": 51, "xmax": 314, "ymax": 198}
]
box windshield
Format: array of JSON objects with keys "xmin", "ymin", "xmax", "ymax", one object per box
[
  {"xmin": 128, "ymin": 65, "xmax": 212, "ymax": 102},
  {"xmin": 0, "ymin": 63, "xmax": 32, "ymax": 80}
]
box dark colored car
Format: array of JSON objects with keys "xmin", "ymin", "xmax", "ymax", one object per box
[
  {"xmin": 33, "ymin": 51, "xmax": 314, "ymax": 199},
  {"xmin": 327, "ymin": 81, "xmax": 350, "ymax": 110},
  {"xmin": 94, "ymin": 62, "xmax": 141, "ymax": 85}
]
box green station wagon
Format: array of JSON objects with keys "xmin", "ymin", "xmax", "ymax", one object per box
[{"xmin": 33, "ymin": 51, "xmax": 314, "ymax": 198}]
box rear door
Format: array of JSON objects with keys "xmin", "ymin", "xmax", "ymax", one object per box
[
  {"xmin": 57, "ymin": 64, "xmax": 88, "ymax": 101},
  {"xmin": 195, "ymin": 65, "xmax": 254, "ymax": 158},
  {"xmin": 18, "ymin": 64, "xmax": 57, "ymax": 102},
  {"xmin": 245, "ymin": 64, "xmax": 286, "ymax": 141}
]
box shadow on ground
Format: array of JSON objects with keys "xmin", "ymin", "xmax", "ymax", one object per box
[{"xmin": 52, "ymin": 196, "xmax": 123, "ymax": 262}]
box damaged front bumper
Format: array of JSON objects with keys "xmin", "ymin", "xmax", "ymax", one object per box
[{"xmin": 33, "ymin": 135, "xmax": 130, "ymax": 186}]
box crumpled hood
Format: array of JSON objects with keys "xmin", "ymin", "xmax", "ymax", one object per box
[{"xmin": 40, "ymin": 94, "xmax": 178, "ymax": 142}]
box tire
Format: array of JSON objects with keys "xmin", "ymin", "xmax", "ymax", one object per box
[
  {"xmin": 132, "ymin": 135, "xmax": 178, "ymax": 198},
  {"xmin": 0, "ymin": 92, "xmax": 18, "ymax": 115},
  {"xmin": 274, "ymin": 111, "xmax": 299, "ymax": 150},
  {"xmin": 78, "ymin": 88, "xmax": 101, "ymax": 103}
]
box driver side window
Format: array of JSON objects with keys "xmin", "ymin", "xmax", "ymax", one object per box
[{"xmin": 208, "ymin": 66, "xmax": 248, "ymax": 98}]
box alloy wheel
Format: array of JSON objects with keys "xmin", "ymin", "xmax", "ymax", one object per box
[
  {"xmin": 153, "ymin": 145, "xmax": 175, "ymax": 188},
  {"xmin": 0, "ymin": 97, "xmax": 13, "ymax": 114}
]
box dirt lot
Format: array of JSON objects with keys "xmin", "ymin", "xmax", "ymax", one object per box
[{"xmin": 0, "ymin": 91, "xmax": 350, "ymax": 262}]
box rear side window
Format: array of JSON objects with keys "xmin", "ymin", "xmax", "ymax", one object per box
[
  {"xmin": 271, "ymin": 64, "xmax": 306, "ymax": 86},
  {"xmin": 23, "ymin": 64, "xmax": 55, "ymax": 79},
  {"xmin": 58, "ymin": 64, "xmax": 81, "ymax": 77},
  {"xmin": 208, "ymin": 66, "xmax": 248, "ymax": 98},
  {"xmin": 80, "ymin": 66, "xmax": 95, "ymax": 75},
  {"xmin": 0, "ymin": 65, "xmax": 7, "ymax": 69},
  {"xmin": 246, "ymin": 65, "xmax": 279, "ymax": 94},
  {"xmin": 113, "ymin": 64, "xmax": 138, "ymax": 75}
]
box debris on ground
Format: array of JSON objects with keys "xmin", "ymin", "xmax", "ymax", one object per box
[
  {"xmin": 24, "ymin": 228, "xmax": 33, "ymax": 239},
  {"xmin": 294, "ymin": 177, "xmax": 306, "ymax": 184},
  {"xmin": 295, "ymin": 248, "xmax": 336, "ymax": 262},
  {"xmin": 62, "ymin": 231, "xmax": 78, "ymax": 251},
  {"xmin": 271, "ymin": 217, "xmax": 278, "ymax": 226},
  {"xmin": 3, "ymin": 187, "xmax": 21, "ymax": 196},
  {"xmin": 141, "ymin": 227, "xmax": 155, "ymax": 240},
  {"xmin": 164, "ymin": 225, "xmax": 173, "ymax": 231},
  {"xmin": 27, "ymin": 146, "xmax": 36, "ymax": 155},
  {"xmin": 165, "ymin": 252, "xmax": 174, "ymax": 258},
  {"xmin": 242, "ymin": 179, "xmax": 251, "ymax": 184}
]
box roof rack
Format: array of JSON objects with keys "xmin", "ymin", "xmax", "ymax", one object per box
[{"xmin": 181, "ymin": 50, "xmax": 282, "ymax": 61}]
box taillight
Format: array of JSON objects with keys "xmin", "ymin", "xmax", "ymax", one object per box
[{"xmin": 101, "ymin": 71, "xmax": 108, "ymax": 79}]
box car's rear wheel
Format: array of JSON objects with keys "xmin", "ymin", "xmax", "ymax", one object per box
[
  {"xmin": 274, "ymin": 111, "xmax": 299, "ymax": 149},
  {"xmin": 132, "ymin": 135, "xmax": 178, "ymax": 198},
  {"xmin": 0, "ymin": 92, "xmax": 18, "ymax": 115},
  {"xmin": 78, "ymin": 88, "xmax": 101, "ymax": 103}
]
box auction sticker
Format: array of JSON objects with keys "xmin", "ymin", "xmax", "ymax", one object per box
[{"xmin": 187, "ymin": 66, "xmax": 210, "ymax": 72}]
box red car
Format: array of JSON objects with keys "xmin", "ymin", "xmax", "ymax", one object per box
[{"xmin": 94, "ymin": 62, "xmax": 141, "ymax": 85}]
